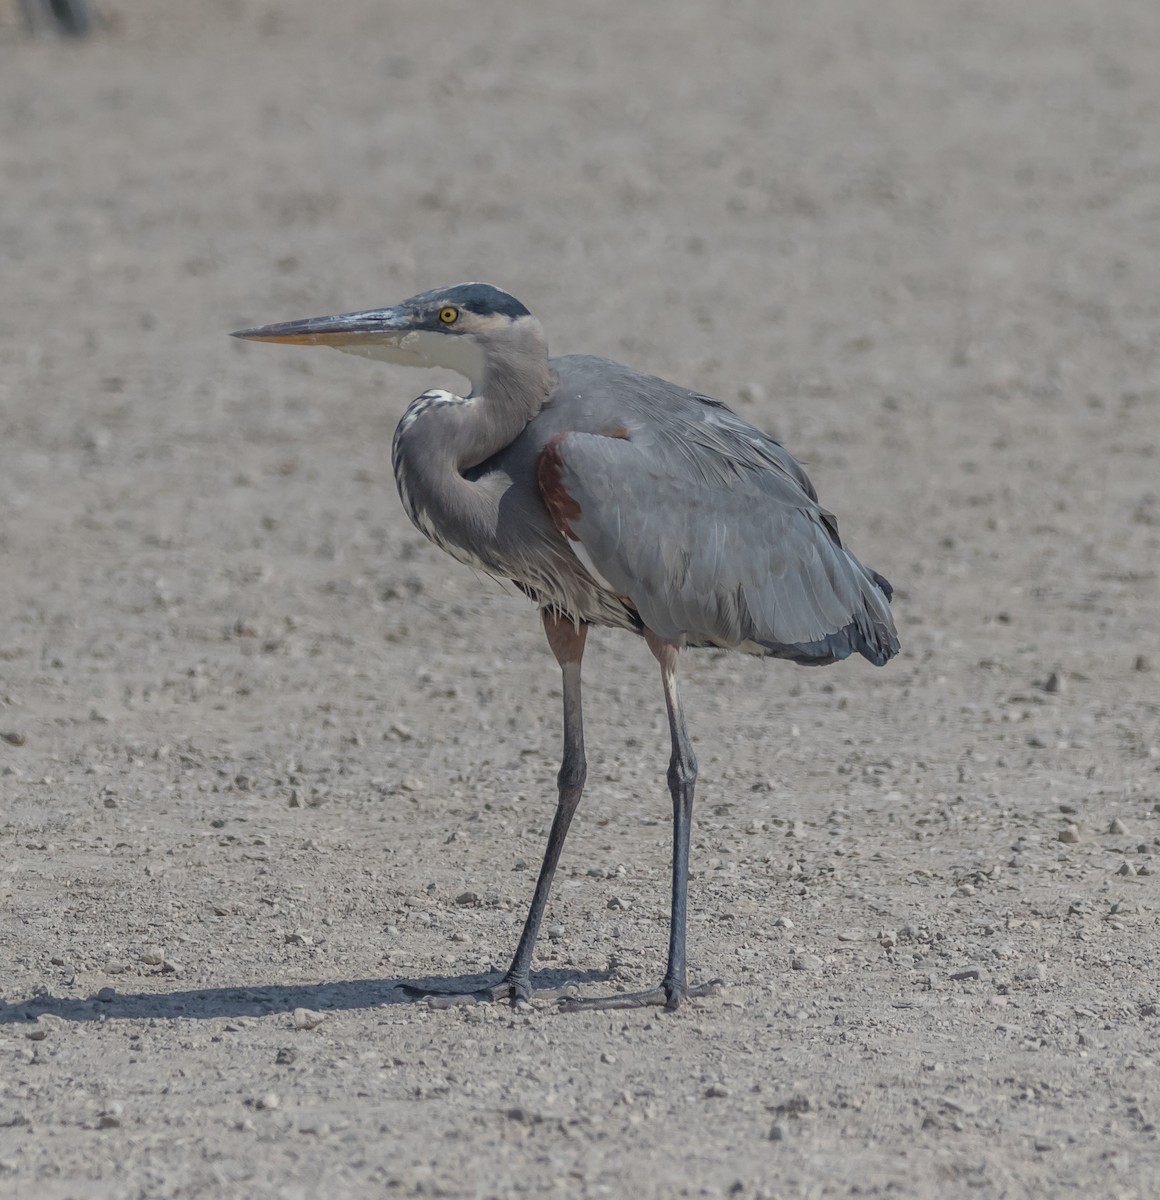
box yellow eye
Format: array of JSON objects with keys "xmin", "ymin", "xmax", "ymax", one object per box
[{"xmin": 439, "ymin": 306, "xmax": 459, "ymax": 325}]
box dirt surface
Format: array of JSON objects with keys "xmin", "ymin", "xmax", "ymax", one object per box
[{"xmin": 2, "ymin": 1, "xmax": 1159, "ymax": 1196}]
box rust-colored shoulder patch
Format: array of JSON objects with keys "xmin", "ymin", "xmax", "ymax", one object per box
[{"xmin": 536, "ymin": 433, "xmax": 582, "ymax": 541}]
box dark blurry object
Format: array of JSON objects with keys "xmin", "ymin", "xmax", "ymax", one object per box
[{"xmin": 19, "ymin": 0, "xmax": 93, "ymax": 37}]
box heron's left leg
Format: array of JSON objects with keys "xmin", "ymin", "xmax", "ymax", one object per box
[{"xmin": 562, "ymin": 631, "xmax": 721, "ymax": 1013}]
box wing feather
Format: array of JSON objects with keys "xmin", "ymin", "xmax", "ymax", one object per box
[{"xmin": 542, "ymin": 427, "xmax": 898, "ymax": 666}]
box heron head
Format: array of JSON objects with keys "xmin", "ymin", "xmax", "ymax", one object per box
[{"xmin": 232, "ymin": 283, "xmax": 538, "ymax": 392}]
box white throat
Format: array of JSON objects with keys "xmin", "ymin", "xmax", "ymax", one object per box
[{"xmin": 333, "ymin": 329, "xmax": 486, "ymax": 393}]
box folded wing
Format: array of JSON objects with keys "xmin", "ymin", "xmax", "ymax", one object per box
[{"xmin": 537, "ymin": 419, "xmax": 899, "ymax": 666}]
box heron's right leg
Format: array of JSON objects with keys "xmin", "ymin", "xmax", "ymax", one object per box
[
  {"xmin": 406, "ymin": 612, "xmax": 588, "ymax": 1008},
  {"xmin": 490, "ymin": 613, "xmax": 589, "ymax": 1001}
]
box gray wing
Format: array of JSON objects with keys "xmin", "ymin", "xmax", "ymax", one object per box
[{"xmin": 536, "ymin": 366, "xmax": 898, "ymax": 665}]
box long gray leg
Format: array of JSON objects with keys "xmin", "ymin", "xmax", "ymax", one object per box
[
  {"xmin": 562, "ymin": 631, "xmax": 721, "ymax": 1013},
  {"xmin": 496, "ymin": 612, "xmax": 588, "ymax": 1000},
  {"xmin": 407, "ymin": 611, "xmax": 588, "ymax": 1007}
]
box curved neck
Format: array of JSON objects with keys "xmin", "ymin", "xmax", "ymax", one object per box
[
  {"xmin": 391, "ymin": 324, "xmax": 551, "ymax": 564},
  {"xmin": 463, "ymin": 319, "xmax": 551, "ymax": 465}
]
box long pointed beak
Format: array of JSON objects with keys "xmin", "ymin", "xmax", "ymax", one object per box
[{"xmin": 231, "ymin": 307, "xmax": 411, "ymax": 346}]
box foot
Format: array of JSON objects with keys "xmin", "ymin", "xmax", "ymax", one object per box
[
  {"xmin": 399, "ymin": 972, "xmax": 576, "ymax": 1010},
  {"xmin": 559, "ymin": 977, "xmax": 722, "ymax": 1013}
]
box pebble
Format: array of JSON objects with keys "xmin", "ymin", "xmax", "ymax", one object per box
[
  {"xmin": 27, "ymin": 1025, "xmax": 48, "ymax": 1041},
  {"xmin": 455, "ymin": 891, "xmax": 480, "ymax": 907},
  {"xmin": 139, "ymin": 946, "xmax": 165, "ymax": 966},
  {"xmin": 276, "ymin": 1047, "xmax": 297, "ymax": 1064},
  {"xmin": 1058, "ymin": 825, "xmax": 1081, "ymax": 844},
  {"xmin": 792, "ymin": 954, "xmax": 823, "ymax": 973},
  {"xmin": 1117, "ymin": 862, "xmax": 1136, "ymax": 877},
  {"xmin": 547, "ymin": 924, "xmax": 565, "ymax": 942},
  {"xmin": 607, "ymin": 896, "xmax": 631, "ymax": 910},
  {"xmin": 1108, "ymin": 818, "xmax": 1127, "ymax": 835},
  {"xmin": 95, "ymin": 987, "xmax": 117, "ymax": 1003},
  {"xmin": 0, "ymin": 731, "xmax": 26, "ymax": 746},
  {"xmin": 705, "ymin": 1083, "xmax": 729, "ymax": 1098},
  {"xmin": 1134, "ymin": 654, "xmax": 1151, "ymax": 673},
  {"xmin": 96, "ymin": 1102, "xmax": 123, "ymax": 1130},
  {"xmin": 292, "ymin": 1007, "xmax": 326, "ymax": 1030},
  {"xmin": 773, "ymin": 917, "xmax": 794, "ymax": 930},
  {"xmin": 1042, "ymin": 671, "xmax": 1064, "ymax": 694},
  {"xmin": 951, "ymin": 968, "xmax": 981, "ymax": 982},
  {"xmin": 256, "ymin": 1093, "xmax": 280, "ymax": 1111},
  {"xmin": 769, "ymin": 1121, "xmax": 789, "ymax": 1141}
]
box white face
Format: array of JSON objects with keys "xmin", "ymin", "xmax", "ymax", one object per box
[{"xmin": 333, "ymin": 328, "xmax": 487, "ymax": 392}]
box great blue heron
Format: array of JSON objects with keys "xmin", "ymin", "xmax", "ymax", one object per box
[{"xmin": 233, "ymin": 283, "xmax": 899, "ymax": 1012}]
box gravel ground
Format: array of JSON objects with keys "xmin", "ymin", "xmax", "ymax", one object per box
[{"xmin": 1, "ymin": 2, "xmax": 1158, "ymax": 1197}]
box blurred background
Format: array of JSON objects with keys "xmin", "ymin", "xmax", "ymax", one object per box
[{"xmin": 2, "ymin": 2, "xmax": 1159, "ymax": 1195}]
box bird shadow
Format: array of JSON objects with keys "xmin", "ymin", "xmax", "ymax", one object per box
[{"xmin": 0, "ymin": 968, "xmax": 613, "ymax": 1026}]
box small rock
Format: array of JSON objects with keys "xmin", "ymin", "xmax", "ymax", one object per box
[
  {"xmin": 836, "ymin": 929, "xmax": 864, "ymax": 942},
  {"xmin": 0, "ymin": 731, "xmax": 26, "ymax": 746},
  {"xmin": 1134, "ymin": 654, "xmax": 1151, "ymax": 673},
  {"xmin": 792, "ymin": 954, "xmax": 823, "ymax": 973},
  {"xmin": 96, "ymin": 1103, "xmax": 123, "ymax": 1130},
  {"xmin": 1117, "ymin": 862, "xmax": 1136, "ymax": 877},
  {"xmin": 705, "ymin": 1083, "xmax": 729, "ymax": 1098},
  {"xmin": 1058, "ymin": 825, "xmax": 1081, "ymax": 844},
  {"xmin": 454, "ymin": 891, "xmax": 480, "ymax": 907},
  {"xmin": 1109, "ymin": 818, "xmax": 1127, "ymax": 835},
  {"xmin": 27, "ymin": 1026, "xmax": 48, "ymax": 1041},
  {"xmin": 276, "ymin": 1046, "xmax": 297, "ymax": 1065},
  {"xmin": 256, "ymin": 1093, "xmax": 280, "ymax": 1111},
  {"xmin": 95, "ymin": 986, "xmax": 117, "ymax": 1003},
  {"xmin": 607, "ymin": 896, "xmax": 631, "ymax": 910},
  {"xmin": 773, "ymin": 917, "xmax": 794, "ymax": 930},
  {"xmin": 951, "ymin": 968, "xmax": 981, "ymax": 982},
  {"xmin": 292, "ymin": 1007, "xmax": 326, "ymax": 1030},
  {"xmin": 955, "ymin": 884, "xmax": 976, "ymax": 897},
  {"xmin": 139, "ymin": 946, "xmax": 165, "ymax": 966},
  {"xmin": 547, "ymin": 924, "xmax": 565, "ymax": 942},
  {"xmin": 600, "ymin": 1052, "xmax": 617, "ymax": 1064},
  {"xmin": 769, "ymin": 1121, "xmax": 789, "ymax": 1141},
  {"xmin": 1042, "ymin": 671, "xmax": 1064, "ymax": 694}
]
